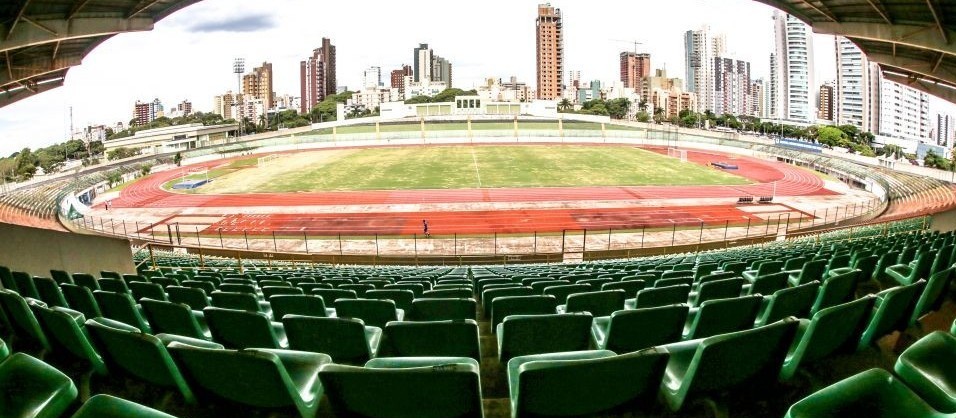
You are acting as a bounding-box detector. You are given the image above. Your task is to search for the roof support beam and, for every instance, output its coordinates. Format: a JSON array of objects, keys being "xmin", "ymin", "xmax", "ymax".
[
  {"xmin": 865, "ymin": 0, "xmax": 892, "ymax": 24},
  {"xmin": 67, "ymin": 0, "xmax": 94, "ymax": 21},
  {"xmin": 883, "ymin": 71, "xmax": 956, "ymax": 104},
  {"xmin": 20, "ymin": 16, "xmax": 58, "ymax": 37},
  {"xmin": 0, "ymin": 53, "xmax": 81, "ymax": 87},
  {"xmin": 0, "ymin": 76, "xmax": 63, "ymax": 108},
  {"xmin": 814, "ymin": 22, "xmax": 956, "ymax": 56},
  {"xmin": 5, "ymin": 0, "xmax": 32, "ymax": 41},
  {"xmin": 794, "ymin": 0, "xmax": 838, "ymax": 22},
  {"xmin": 925, "ymin": 0, "xmax": 948, "ymax": 45},
  {"xmin": 0, "ymin": 17, "xmax": 154, "ymax": 53},
  {"xmin": 127, "ymin": 0, "xmax": 163, "ymax": 19},
  {"xmin": 867, "ymin": 52, "xmax": 956, "ymax": 86}
]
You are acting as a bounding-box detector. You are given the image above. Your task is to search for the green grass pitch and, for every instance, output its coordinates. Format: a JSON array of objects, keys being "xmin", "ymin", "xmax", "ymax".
[{"xmin": 183, "ymin": 145, "xmax": 751, "ymax": 193}]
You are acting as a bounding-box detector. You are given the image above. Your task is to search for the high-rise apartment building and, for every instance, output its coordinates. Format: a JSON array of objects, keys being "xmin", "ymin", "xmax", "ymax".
[
  {"xmin": 877, "ymin": 76, "xmax": 930, "ymax": 141},
  {"xmin": 412, "ymin": 44, "xmax": 453, "ymax": 87},
  {"xmin": 536, "ymin": 3, "xmax": 563, "ymax": 99},
  {"xmin": 772, "ymin": 11, "xmax": 815, "ymax": 123},
  {"xmin": 684, "ymin": 25, "xmax": 726, "ymax": 113},
  {"xmin": 391, "ymin": 65, "xmax": 413, "ymax": 92},
  {"xmin": 937, "ymin": 114, "xmax": 955, "ymax": 149},
  {"xmin": 431, "ymin": 56, "xmax": 452, "ymax": 87},
  {"xmin": 835, "ymin": 36, "xmax": 878, "ymax": 131},
  {"xmin": 768, "ymin": 53, "xmax": 779, "ymax": 118},
  {"xmin": 213, "ymin": 92, "xmax": 236, "ymax": 120},
  {"xmin": 242, "ymin": 62, "xmax": 274, "ymax": 111},
  {"xmin": 752, "ymin": 79, "xmax": 766, "ymax": 118},
  {"xmin": 620, "ymin": 52, "xmax": 651, "ymax": 90},
  {"xmin": 177, "ymin": 100, "xmax": 192, "ymax": 116},
  {"xmin": 818, "ymin": 82, "xmax": 834, "ymax": 121},
  {"xmin": 714, "ymin": 57, "xmax": 751, "ymax": 116},
  {"xmin": 132, "ymin": 98, "xmax": 162, "ymax": 126},
  {"xmin": 299, "ymin": 38, "xmax": 336, "ymax": 114},
  {"xmin": 363, "ymin": 66, "xmax": 382, "ymax": 89}
]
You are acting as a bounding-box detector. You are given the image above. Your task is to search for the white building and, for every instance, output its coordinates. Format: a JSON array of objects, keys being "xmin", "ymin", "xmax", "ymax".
[
  {"xmin": 768, "ymin": 53, "xmax": 779, "ymax": 118},
  {"xmin": 877, "ymin": 76, "xmax": 930, "ymax": 142},
  {"xmin": 476, "ymin": 77, "xmax": 533, "ymax": 103},
  {"xmin": 240, "ymin": 96, "xmax": 266, "ymax": 124},
  {"xmin": 380, "ymin": 97, "xmax": 560, "ymax": 119},
  {"xmin": 363, "ymin": 66, "xmax": 382, "ymax": 89},
  {"xmin": 684, "ymin": 25, "xmax": 726, "ymax": 113},
  {"xmin": 773, "ymin": 11, "xmax": 815, "ymax": 124},
  {"xmin": 835, "ymin": 36, "xmax": 878, "ymax": 131},
  {"xmin": 349, "ymin": 88, "xmax": 391, "ymax": 110},
  {"xmin": 274, "ymin": 94, "xmax": 300, "ymax": 112},
  {"xmin": 937, "ymin": 113, "xmax": 955, "ymax": 149},
  {"xmin": 713, "ymin": 57, "xmax": 751, "ymax": 116},
  {"xmin": 104, "ymin": 123, "xmax": 237, "ymax": 154},
  {"xmin": 404, "ymin": 79, "xmax": 448, "ymax": 100},
  {"xmin": 213, "ymin": 92, "xmax": 237, "ymax": 120}
]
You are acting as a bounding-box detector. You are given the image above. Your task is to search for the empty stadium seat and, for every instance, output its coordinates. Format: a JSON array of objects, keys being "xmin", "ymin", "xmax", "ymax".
[
  {"xmin": 591, "ymin": 304, "xmax": 689, "ymax": 353},
  {"xmin": 204, "ymin": 307, "xmax": 287, "ymax": 349},
  {"xmin": 379, "ymin": 320, "xmax": 481, "ymax": 360},
  {"xmin": 140, "ymin": 298, "xmax": 210, "ymax": 340},
  {"xmin": 166, "ymin": 286, "xmax": 209, "ymax": 310},
  {"xmin": 558, "ymin": 289, "xmax": 625, "ymax": 317},
  {"xmin": 269, "ymin": 294, "xmax": 330, "ymax": 320},
  {"xmin": 364, "ymin": 289, "xmax": 415, "ymax": 311},
  {"xmin": 858, "ymin": 280, "xmax": 925, "ymax": 348},
  {"xmin": 61, "ymin": 284, "xmax": 102, "ymax": 319},
  {"xmin": 71, "ymin": 394, "xmax": 177, "ymax": 418},
  {"xmin": 785, "ymin": 368, "xmax": 946, "ymax": 418},
  {"xmin": 779, "ymin": 295, "xmax": 876, "ymax": 380},
  {"xmin": 491, "ymin": 295, "xmax": 558, "ymax": 332},
  {"xmin": 809, "ymin": 269, "xmax": 860, "ymax": 315},
  {"xmin": 627, "ymin": 284, "xmax": 691, "ymax": 309},
  {"xmin": 406, "ymin": 298, "xmax": 477, "ymax": 321},
  {"xmin": 282, "ymin": 315, "xmax": 380, "ymax": 365},
  {"xmin": 754, "ymin": 281, "xmax": 820, "ymax": 326},
  {"xmin": 334, "ymin": 299, "xmax": 403, "ymax": 328},
  {"xmin": 497, "ymin": 313, "xmax": 593, "ymax": 362},
  {"xmin": 0, "ymin": 289, "xmax": 51, "ymax": 352},
  {"xmin": 684, "ymin": 295, "xmax": 762, "ymax": 340},
  {"xmin": 93, "ymin": 290, "xmax": 151, "ymax": 333},
  {"xmin": 0, "ymin": 353, "xmax": 77, "ymax": 418},
  {"xmin": 894, "ymin": 331, "xmax": 956, "ymax": 413}
]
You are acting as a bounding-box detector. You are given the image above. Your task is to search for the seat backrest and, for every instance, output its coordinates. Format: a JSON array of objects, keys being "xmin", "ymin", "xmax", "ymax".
[
  {"xmin": 721, "ymin": 261, "xmax": 746, "ymax": 276},
  {"xmin": 150, "ymin": 277, "xmax": 179, "ymax": 289},
  {"xmin": 381, "ymin": 320, "xmax": 480, "ymax": 360},
  {"xmin": 789, "ymin": 295, "xmax": 876, "ymax": 369},
  {"xmin": 84, "ymin": 317, "xmax": 194, "ymax": 400},
  {"xmin": 686, "ymin": 295, "xmax": 763, "ymax": 340},
  {"xmin": 634, "ymin": 284, "xmax": 691, "ymax": 309},
  {"xmin": 364, "ymin": 289, "xmax": 415, "ymax": 311},
  {"xmin": 0, "ymin": 352, "xmax": 77, "ymax": 418},
  {"xmin": 758, "ymin": 281, "xmax": 820, "ymax": 325},
  {"xmin": 93, "ymin": 290, "xmax": 151, "ymax": 333},
  {"xmin": 270, "ymin": 294, "xmax": 328, "ymax": 320},
  {"xmin": 261, "ymin": 286, "xmax": 303, "ymax": 299},
  {"xmin": 0, "ymin": 265, "xmax": 16, "ymax": 292},
  {"xmin": 0, "ymin": 290, "xmax": 49, "ymax": 349},
  {"xmin": 210, "ymin": 291, "xmax": 260, "ymax": 312},
  {"xmin": 911, "ymin": 266, "xmax": 955, "ymax": 322},
  {"xmin": 852, "ymin": 255, "xmax": 880, "ymax": 282},
  {"xmin": 312, "ymin": 289, "xmax": 358, "ymax": 305},
  {"xmin": 180, "ymin": 280, "xmax": 216, "ymax": 295},
  {"xmin": 655, "ymin": 277, "xmax": 694, "ymax": 288},
  {"xmin": 319, "ymin": 358, "xmax": 482, "ymax": 418},
  {"xmin": 564, "ymin": 290, "xmax": 626, "ymax": 317},
  {"xmin": 140, "ymin": 298, "xmax": 207, "ymax": 340},
  {"xmin": 680, "ymin": 317, "xmax": 799, "ymax": 394},
  {"xmin": 694, "ymin": 278, "xmax": 745, "ymax": 306},
  {"xmin": 129, "ymin": 282, "xmax": 167, "ymax": 302},
  {"xmin": 334, "ymin": 299, "xmax": 399, "ymax": 328},
  {"xmin": 11, "ymin": 271, "xmax": 40, "ymax": 299},
  {"xmin": 782, "ymin": 257, "xmax": 806, "ymax": 272},
  {"xmin": 203, "ymin": 307, "xmax": 280, "ymax": 349},
  {"xmin": 793, "ymin": 260, "xmax": 827, "ymax": 285},
  {"xmin": 531, "ymin": 280, "xmax": 571, "ymax": 294},
  {"xmin": 482, "ymin": 286, "xmax": 534, "ymax": 316},
  {"xmin": 601, "ymin": 280, "xmax": 646, "ymax": 295},
  {"xmin": 339, "ymin": 284, "xmax": 374, "ymax": 297},
  {"xmin": 382, "ymin": 283, "xmax": 424, "ymax": 297},
  {"xmin": 32, "ymin": 305, "xmax": 105, "ymax": 373},
  {"xmin": 61, "ymin": 284, "xmax": 101, "ymax": 319},
  {"xmin": 408, "ymin": 298, "xmax": 477, "ymax": 321},
  {"xmin": 97, "ymin": 278, "xmax": 130, "ymax": 295},
  {"xmin": 421, "ymin": 288, "xmax": 472, "ymax": 299},
  {"xmin": 513, "ymin": 348, "xmax": 669, "ymax": 417},
  {"xmin": 49, "ymin": 270, "xmax": 73, "ymax": 285},
  {"xmin": 755, "ymin": 260, "xmax": 784, "ymax": 276},
  {"xmin": 282, "ymin": 315, "xmax": 373, "ymax": 365},
  {"xmin": 749, "ymin": 271, "xmax": 789, "ymax": 296},
  {"xmin": 811, "ymin": 269, "xmax": 861, "ymax": 315},
  {"xmin": 860, "ymin": 280, "xmax": 925, "ymax": 347},
  {"xmin": 542, "ymin": 284, "xmax": 591, "ymax": 305},
  {"xmin": 605, "ymin": 304, "xmax": 689, "ymax": 353},
  {"xmin": 33, "ymin": 276, "xmax": 68, "ymax": 308},
  {"xmin": 498, "ymin": 313, "xmax": 594, "ymax": 361},
  {"xmin": 166, "ymin": 286, "xmax": 208, "ymax": 310},
  {"xmin": 491, "ymin": 295, "xmax": 558, "ymax": 331}
]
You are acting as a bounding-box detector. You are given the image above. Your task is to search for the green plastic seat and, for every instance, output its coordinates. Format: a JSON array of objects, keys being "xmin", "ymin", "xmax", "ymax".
[
  {"xmin": 61, "ymin": 284, "xmax": 102, "ymax": 319},
  {"xmin": 364, "ymin": 289, "xmax": 415, "ymax": 311},
  {"xmin": 785, "ymin": 368, "xmax": 949, "ymax": 418},
  {"xmin": 592, "ymin": 304, "xmax": 689, "ymax": 353},
  {"xmin": 168, "ymin": 342, "xmax": 330, "ymax": 418},
  {"xmin": 311, "ymin": 289, "xmax": 357, "ymax": 306},
  {"xmin": 627, "ymin": 284, "xmax": 691, "ymax": 309},
  {"xmin": 421, "ymin": 288, "xmax": 472, "ymax": 299},
  {"xmin": 809, "ymin": 269, "xmax": 860, "ymax": 315},
  {"xmin": 380, "ymin": 320, "xmax": 480, "ymax": 360},
  {"xmin": 383, "ymin": 283, "xmax": 425, "ymax": 297},
  {"xmin": 742, "ymin": 260, "xmax": 784, "ymax": 282},
  {"xmin": 282, "ymin": 315, "xmax": 380, "ymax": 365},
  {"xmin": 497, "ymin": 313, "xmax": 593, "ymax": 362},
  {"xmin": 660, "ymin": 317, "xmax": 799, "ymax": 411},
  {"xmin": 166, "ymin": 286, "xmax": 208, "ymax": 311},
  {"xmin": 129, "ymin": 282, "xmax": 167, "ymax": 302},
  {"xmin": 747, "ymin": 271, "xmax": 789, "ymax": 296},
  {"xmin": 859, "ymin": 280, "xmax": 926, "ymax": 348},
  {"xmin": 270, "ymin": 294, "xmax": 329, "ymax": 320},
  {"xmin": 100, "ymin": 271, "xmax": 122, "ymax": 281},
  {"xmin": 787, "ymin": 259, "xmax": 827, "ymax": 287},
  {"xmin": 508, "ymin": 348, "xmax": 667, "ymax": 418},
  {"xmin": 530, "ymin": 280, "xmax": 570, "ymax": 295},
  {"xmin": 141, "ymin": 298, "xmax": 210, "ymax": 340},
  {"xmin": 11, "ymin": 271, "xmax": 40, "ymax": 299},
  {"xmin": 320, "ymin": 356, "xmax": 482, "ymax": 418},
  {"xmin": 204, "ymin": 307, "xmax": 287, "ymax": 349},
  {"xmin": 558, "ymin": 290, "xmax": 625, "ymax": 317},
  {"xmin": 911, "ymin": 266, "xmax": 956, "ymax": 325},
  {"xmin": 32, "ymin": 305, "xmax": 106, "ymax": 376},
  {"xmin": 0, "ymin": 353, "xmax": 78, "ymax": 418},
  {"xmin": 0, "ymin": 338, "xmax": 7, "ymax": 361},
  {"xmin": 97, "ymin": 278, "xmax": 130, "ymax": 295},
  {"xmin": 93, "ymin": 290, "xmax": 151, "ymax": 333},
  {"xmin": 720, "ymin": 261, "xmax": 746, "ymax": 276},
  {"xmin": 886, "ymin": 251, "xmax": 934, "ymax": 286},
  {"xmin": 0, "ymin": 265, "xmax": 16, "ymax": 292},
  {"xmin": 210, "ymin": 290, "xmax": 261, "ymax": 313},
  {"xmin": 601, "ymin": 280, "xmax": 646, "ymax": 295},
  {"xmin": 491, "ymin": 295, "xmax": 558, "ymax": 333},
  {"xmin": 33, "ymin": 277, "xmax": 69, "ymax": 308},
  {"xmin": 779, "ymin": 295, "xmax": 876, "ymax": 380},
  {"xmin": 755, "ymin": 281, "xmax": 820, "ymax": 326},
  {"xmin": 334, "ymin": 299, "xmax": 403, "ymax": 328},
  {"xmin": 85, "ymin": 317, "xmax": 220, "ymax": 404},
  {"xmin": 872, "ymin": 251, "xmax": 901, "ymax": 281},
  {"xmin": 541, "ymin": 284, "xmax": 590, "ymax": 305},
  {"xmin": 180, "ymin": 280, "xmax": 215, "ymax": 295},
  {"xmin": 655, "ymin": 277, "xmax": 694, "ymax": 288},
  {"xmin": 894, "ymin": 331, "xmax": 956, "ymax": 413},
  {"xmin": 71, "ymin": 394, "xmax": 177, "ymax": 418},
  {"xmin": 0, "ymin": 289, "xmax": 51, "ymax": 351},
  {"xmin": 262, "ymin": 286, "xmax": 304, "ymax": 299},
  {"xmin": 407, "ymin": 298, "xmax": 477, "ymax": 321},
  {"xmin": 482, "ymin": 286, "xmax": 533, "ymax": 317},
  {"xmin": 149, "ymin": 277, "xmax": 180, "ymax": 289},
  {"xmin": 692, "ymin": 278, "xmax": 745, "ymax": 306},
  {"xmin": 684, "ymin": 295, "xmax": 763, "ymax": 340}
]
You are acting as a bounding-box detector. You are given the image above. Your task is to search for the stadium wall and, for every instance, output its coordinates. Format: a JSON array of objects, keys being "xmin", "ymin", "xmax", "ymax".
[{"xmin": 0, "ymin": 223, "xmax": 135, "ymax": 277}]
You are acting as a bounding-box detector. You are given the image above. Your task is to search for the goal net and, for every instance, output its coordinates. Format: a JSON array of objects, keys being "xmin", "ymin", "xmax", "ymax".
[
  {"xmin": 186, "ymin": 168, "xmax": 209, "ymax": 182},
  {"xmin": 667, "ymin": 148, "xmax": 688, "ymax": 162},
  {"xmin": 257, "ymin": 154, "xmax": 280, "ymax": 167}
]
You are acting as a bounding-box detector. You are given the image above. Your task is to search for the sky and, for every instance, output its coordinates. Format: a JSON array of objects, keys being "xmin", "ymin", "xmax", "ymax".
[{"xmin": 0, "ymin": 0, "xmax": 949, "ymax": 156}]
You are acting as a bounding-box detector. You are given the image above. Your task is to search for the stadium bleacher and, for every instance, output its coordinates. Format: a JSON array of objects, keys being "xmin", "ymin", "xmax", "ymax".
[{"xmin": 0, "ymin": 217, "xmax": 954, "ymax": 417}]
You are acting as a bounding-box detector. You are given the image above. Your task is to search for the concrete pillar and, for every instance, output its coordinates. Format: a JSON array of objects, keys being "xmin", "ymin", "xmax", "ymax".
[{"xmin": 375, "ymin": 122, "xmax": 380, "ymax": 140}]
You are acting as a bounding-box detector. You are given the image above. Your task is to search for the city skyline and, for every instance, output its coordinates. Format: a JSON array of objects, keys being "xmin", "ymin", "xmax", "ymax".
[{"xmin": 0, "ymin": 0, "xmax": 950, "ymax": 157}]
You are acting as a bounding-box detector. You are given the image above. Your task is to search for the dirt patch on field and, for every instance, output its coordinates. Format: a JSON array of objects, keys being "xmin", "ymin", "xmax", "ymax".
[{"xmin": 196, "ymin": 149, "xmax": 357, "ymax": 194}]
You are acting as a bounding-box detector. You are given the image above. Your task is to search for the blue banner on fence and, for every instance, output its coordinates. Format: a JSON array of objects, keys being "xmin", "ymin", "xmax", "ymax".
[{"xmin": 776, "ymin": 138, "xmax": 824, "ymax": 153}]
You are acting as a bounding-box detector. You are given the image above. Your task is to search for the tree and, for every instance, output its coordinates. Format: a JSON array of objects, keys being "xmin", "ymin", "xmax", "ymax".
[
  {"xmin": 557, "ymin": 98, "xmax": 572, "ymax": 112},
  {"xmin": 923, "ymin": 150, "xmax": 952, "ymax": 170},
  {"xmin": 140, "ymin": 164, "xmax": 152, "ymax": 177},
  {"xmin": 106, "ymin": 172, "xmax": 123, "ymax": 188},
  {"xmin": 605, "ymin": 98, "xmax": 631, "ymax": 119},
  {"xmin": 14, "ymin": 148, "xmax": 37, "ymax": 180},
  {"xmin": 816, "ymin": 126, "xmax": 850, "ymax": 148},
  {"xmin": 432, "ymin": 88, "xmax": 473, "ymax": 102},
  {"xmin": 173, "ymin": 152, "xmax": 182, "ymax": 167},
  {"xmin": 638, "ymin": 99, "xmax": 648, "ymax": 113},
  {"xmin": 882, "ymin": 144, "xmax": 905, "ymax": 160},
  {"xmin": 404, "ymin": 95, "xmax": 432, "ymax": 104},
  {"xmin": 652, "ymin": 107, "xmax": 665, "ymax": 123},
  {"xmin": 636, "ymin": 112, "xmax": 650, "ymax": 123},
  {"xmin": 107, "ymin": 147, "xmax": 140, "ymax": 161}
]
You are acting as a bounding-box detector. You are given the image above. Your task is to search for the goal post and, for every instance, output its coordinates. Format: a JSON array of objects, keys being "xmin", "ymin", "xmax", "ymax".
[
  {"xmin": 186, "ymin": 168, "xmax": 209, "ymax": 182},
  {"xmin": 667, "ymin": 148, "xmax": 688, "ymax": 163},
  {"xmin": 257, "ymin": 154, "xmax": 280, "ymax": 167}
]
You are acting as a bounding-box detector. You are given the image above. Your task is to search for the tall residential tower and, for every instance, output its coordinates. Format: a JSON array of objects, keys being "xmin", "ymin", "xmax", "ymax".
[
  {"xmin": 299, "ymin": 37, "xmax": 336, "ymax": 114},
  {"xmin": 684, "ymin": 26, "xmax": 726, "ymax": 113},
  {"xmin": 772, "ymin": 11, "xmax": 815, "ymax": 123},
  {"xmin": 536, "ymin": 3, "xmax": 564, "ymax": 99}
]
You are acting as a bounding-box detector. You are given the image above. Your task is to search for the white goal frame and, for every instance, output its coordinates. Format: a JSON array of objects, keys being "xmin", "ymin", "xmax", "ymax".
[
  {"xmin": 667, "ymin": 148, "xmax": 688, "ymax": 162},
  {"xmin": 257, "ymin": 154, "xmax": 280, "ymax": 167}
]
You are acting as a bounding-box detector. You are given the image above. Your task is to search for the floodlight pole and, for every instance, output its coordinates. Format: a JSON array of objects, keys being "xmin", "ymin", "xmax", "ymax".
[{"xmin": 233, "ymin": 58, "xmax": 246, "ymax": 137}]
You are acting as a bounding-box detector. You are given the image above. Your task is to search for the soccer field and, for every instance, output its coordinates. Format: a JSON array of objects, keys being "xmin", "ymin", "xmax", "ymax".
[{"xmin": 179, "ymin": 145, "xmax": 751, "ymax": 193}]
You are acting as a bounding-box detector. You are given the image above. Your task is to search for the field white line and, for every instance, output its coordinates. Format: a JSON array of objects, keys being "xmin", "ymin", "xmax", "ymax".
[{"xmin": 471, "ymin": 148, "xmax": 482, "ymax": 188}]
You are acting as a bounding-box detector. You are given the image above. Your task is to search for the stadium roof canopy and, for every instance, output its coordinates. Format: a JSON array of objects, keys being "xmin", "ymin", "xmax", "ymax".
[
  {"xmin": 0, "ymin": 0, "xmax": 199, "ymax": 108},
  {"xmin": 757, "ymin": 0, "xmax": 956, "ymax": 103}
]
